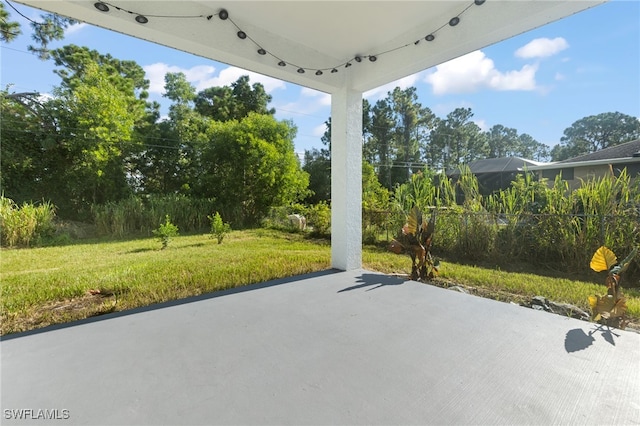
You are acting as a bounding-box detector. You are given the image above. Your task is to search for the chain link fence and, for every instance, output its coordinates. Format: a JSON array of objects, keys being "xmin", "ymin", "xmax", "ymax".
[{"xmin": 363, "ymin": 207, "xmax": 640, "ymax": 279}]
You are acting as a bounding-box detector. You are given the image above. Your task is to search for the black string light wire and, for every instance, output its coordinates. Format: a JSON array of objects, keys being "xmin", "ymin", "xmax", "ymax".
[{"xmin": 92, "ymin": 0, "xmax": 487, "ymax": 77}]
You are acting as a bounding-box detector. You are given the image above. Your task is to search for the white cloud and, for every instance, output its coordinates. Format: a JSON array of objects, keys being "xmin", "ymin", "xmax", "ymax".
[
  {"xmin": 554, "ymin": 72, "xmax": 566, "ymax": 81},
  {"xmin": 275, "ymin": 87, "xmax": 330, "ymax": 119},
  {"xmin": 37, "ymin": 93, "xmax": 54, "ymax": 103},
  {"xmin": 515, "ymin": 37, "xmax": 569, "ymax": 59},
  {"xmin": 312, "ymin": 123, "xmax": 328, "ymax": 137},
  {"xmin": 198, "ymin": 67, "xmax": 286, "ymax": 93},
  {"xmin": 301, "ymin": 87, "xmax": 331, "ymax": 106},
  {"xmin": 142, "ymin": 63, "xmax": 286, "ymax": 95},
  {"xmin": 364, "ymin": 72, "xmax": 423, "ymax": 100},
  {"xmin": 424, "ymin": 50, "xmax": 538, "ymax": 95},
  {"xmin": 65, "ymin": 22, "xmax": 87, "ymax": 36},
  {"xmin": 473, "ymin": 119, "xmax": 488, "ymax": 132},
  {"xmin": 431, "ymin": 100, "xmax": 474, "ymax": 117}
]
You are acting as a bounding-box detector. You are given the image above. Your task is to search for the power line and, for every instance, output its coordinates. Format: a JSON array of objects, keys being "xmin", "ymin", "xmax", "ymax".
[{"xmin": 3, "ymin": 0, "xmax": 39, "ymax": 25}]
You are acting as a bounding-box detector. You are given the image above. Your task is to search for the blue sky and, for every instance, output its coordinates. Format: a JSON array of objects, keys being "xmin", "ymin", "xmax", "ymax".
[{"xmin": 2, "ymin": 0, "xmax": 639, "ymax": 159}]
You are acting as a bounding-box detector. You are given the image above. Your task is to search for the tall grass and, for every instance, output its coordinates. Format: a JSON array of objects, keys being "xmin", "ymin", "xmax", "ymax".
[
  {"xmin": 92, "ymin": 195, "xmax": 218, "ymax": 236},
  {"xmin": 376, "ymin": 167, "xmax": 640, "ymax": 278},
  {"xmin": 0, "ymin": 196, "xmax": 56, "ymax": 247}
]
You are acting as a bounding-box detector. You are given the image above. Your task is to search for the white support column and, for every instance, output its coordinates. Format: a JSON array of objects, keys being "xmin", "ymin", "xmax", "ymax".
[{"xmin": 331, "ymin": 85, "xmax": 362, "ymax": 270}]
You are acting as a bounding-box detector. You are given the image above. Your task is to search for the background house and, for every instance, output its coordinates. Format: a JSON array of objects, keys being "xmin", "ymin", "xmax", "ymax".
[
  {"xmin": 530, "ymin": 139, "xmax": 640, "ymax": 189},
  {"xmin": 447, "ymin": 157, "xmax": 546, "ymax": 195}
]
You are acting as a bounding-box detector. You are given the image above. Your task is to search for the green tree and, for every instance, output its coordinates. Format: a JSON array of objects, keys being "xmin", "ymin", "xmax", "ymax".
[
  {"xmin": 163, "ymin": 72, "xmax": 196, "ymax": 106},
  {"xmin": 194, "ymin": 75, "xmax": 275, "ymax": 121},
  {"xmin": 197, "ymin": 113, "xmax": 309, "ymax": 225},
  {"xmin": 390, "ymin": 87, "xmax": 418, "ymax": 178},
  {"xmin": 0, "ymin": 2, "xmax": 76, "ymax": 59},
  {"xmin": 428, "ymin": 108, "xmax": 486, "ymax": 172},
  {"xmin": 551, "ymin": 112, "xmax": 640, "ymax": 161},
  {"xmin": 486, "ymin": 124, "xmax": 518, "ymax": 158},
  {"xmin": 388, "ymin": 87, "xmax": 434, "ymax": 185},
  {"xmin": 51, "ymin": 45, "xmax": 150, "ymax": 99},
  {"xmin": 367, "ymin": 98, "xmax": 396, "ymax": 190},
  {"xmin": 0, "ymin": 90, "xmax": 53, "ymax": 204},
  {"xmin": 302, "ymin": 148, "xmax": 331, "ymax": 204},
  {"xmin": 30, "ymin": 46, "xmax": 153, "ymax": 216},
  {"xmin": 517, "ymin": 133, "xmax": 550, "ymax": 162},
  {"xmin": 53, "ymin": 62, "xmax": 145, "ymax": 208},
  {"xmin": 0, "ymin": 2, "xmax": 21, "ymax": 42},
  {"xmin": 362, "ymin": 160, "xmax": 390, "ymax": 211}
]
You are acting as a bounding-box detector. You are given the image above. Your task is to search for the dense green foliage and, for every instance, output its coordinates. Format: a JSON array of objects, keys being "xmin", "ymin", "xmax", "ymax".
[
  {"xmin": 310, "ymin": 90, "xmax": 558, "ymax": 193},
  {"xmin": 551, "ymin": 112, "xmax": 640, "ymax": 161},
  {"xmin": 0, "ymin": 196, "xmax": 56, "ymax": 247},
  {"xmin": 309, "ymin": 89, "xmax": 637, "ymax": 194},
  {"xmin": 91, "ymin": 195, "xmax": 217, "ymax": 237},
  {"xmin": 376, "ymin": 168, "xmax": 640, "ymax": 277},
  {"xmin": 1, "ymin": 47, "xmax": 307, "ymax": 226}
]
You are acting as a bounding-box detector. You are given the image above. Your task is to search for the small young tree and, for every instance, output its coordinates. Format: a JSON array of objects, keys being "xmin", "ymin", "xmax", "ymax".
[
  {"xmin": 209, "ymin": 212, "xmax": 231, "ymax": 244},
  {"xmin": 152, "ymin": 215, "xmax": 179, "ymax": 249}
]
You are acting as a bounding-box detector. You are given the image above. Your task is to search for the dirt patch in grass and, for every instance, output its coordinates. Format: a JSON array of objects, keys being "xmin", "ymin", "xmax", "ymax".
[
  {"xmin": 1, "ymin": 290, "xmax": 117, "ymax": 335},
  {"xmin": 4, "ymin": 270, "xmax": 637, "ymax": 336}
]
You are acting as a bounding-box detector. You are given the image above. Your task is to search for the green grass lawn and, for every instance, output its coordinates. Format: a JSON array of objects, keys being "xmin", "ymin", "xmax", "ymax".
[
  {"xmin": 1, "ymin": 229, "xmax": 331, "ymax": 334},
  {"xmin": 2, "ymin": 229, "xmax": 639, "ymax": 335}
]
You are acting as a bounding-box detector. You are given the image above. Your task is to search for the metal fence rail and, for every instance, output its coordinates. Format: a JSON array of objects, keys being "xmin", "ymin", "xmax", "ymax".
[{"xmin": 363, "ymin": 208, "xmax": 640, "ymax": 276}]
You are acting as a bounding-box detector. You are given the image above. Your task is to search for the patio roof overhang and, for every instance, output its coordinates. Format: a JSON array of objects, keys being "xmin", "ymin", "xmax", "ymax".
[
  {"xmin": 14, "ymin": 1, "xmax": 604, "ymax": 94},
  {"xmin": 14, "ymin": 0, "xmax": 606, "ymax": 270}
]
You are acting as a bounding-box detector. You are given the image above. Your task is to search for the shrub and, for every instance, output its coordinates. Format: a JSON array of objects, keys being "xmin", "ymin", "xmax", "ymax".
[
  {"xmin": 209, "ymin": 212, "xmax": 231, "ymax": 244},
  {"xmin": 152, "ymin": 215, "xmax": 179, "ymax": 249},
  {"xmin": 306, "ymin": 202, "xmax": 331, "ymax": 237}
]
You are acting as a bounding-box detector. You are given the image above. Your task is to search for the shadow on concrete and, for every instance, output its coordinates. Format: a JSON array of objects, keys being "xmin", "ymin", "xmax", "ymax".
[
  {"xmin": 564, "ymin": 328, "xmax": 595, "ymax": 352},
  {"xmin": 0, "ymin": 269, "xmax": 340, "ymax": 342},
  {"xmin": 564, "ymin": 325, "xmax": 621, "ymax": 353},
  {"xmin": 337, "ymin": 273, "xmax": 406, "ymax": 293}
]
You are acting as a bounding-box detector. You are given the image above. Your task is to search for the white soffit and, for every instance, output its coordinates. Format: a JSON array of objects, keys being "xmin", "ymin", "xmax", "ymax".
[{"xmin": 15, "ymin": 1, "xmax": 606, "ymax": 93}]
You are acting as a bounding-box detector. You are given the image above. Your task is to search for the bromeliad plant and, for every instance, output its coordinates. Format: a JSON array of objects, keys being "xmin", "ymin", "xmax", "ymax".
[{"xmin": 588, "ymin": 246, "xmax": 638, "ymax": 329}]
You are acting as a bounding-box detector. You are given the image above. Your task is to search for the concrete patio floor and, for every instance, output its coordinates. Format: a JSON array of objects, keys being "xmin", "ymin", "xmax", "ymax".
[{"xmin": 2, "ymin": 269, "xmax": 639, "ymax": 425}]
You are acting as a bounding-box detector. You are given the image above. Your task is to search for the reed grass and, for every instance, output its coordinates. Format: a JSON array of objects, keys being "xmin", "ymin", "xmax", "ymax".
[
  {"xmin": 0, "ymin": 197, "xmax": 56, "ymax": 247},
  {"xmin": 376, "ymin": 167, "xmax": 640, "ymax": 275},
  {"xmin": 92, "ymin": 195, "xmax": 218, "ymax": 236}
]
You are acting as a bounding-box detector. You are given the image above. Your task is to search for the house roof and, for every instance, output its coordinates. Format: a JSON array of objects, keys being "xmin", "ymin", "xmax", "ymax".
[
  {"xmin": 14, "ymin": 0, "xmax": 605, "ymax": 94},
  {"xmin": 559, "ymin": 139, "xmax": 640, "ymax": 163},
  {"xmin": 448, "ymin": 156, "xmax": 546, "ymax": 176},
  {"xmin": 530, "ymin": 139, "xmax": 640, "ymax": 171}
]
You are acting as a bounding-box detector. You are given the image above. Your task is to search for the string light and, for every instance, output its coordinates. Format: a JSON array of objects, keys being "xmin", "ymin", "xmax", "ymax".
[
  {"xmin": 94, "ymin": 2, "xmax": 109, "ymax": 12},
  {"xmin": 91, "ymin": 0, "xmax": 487, "ymax": 76}
]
